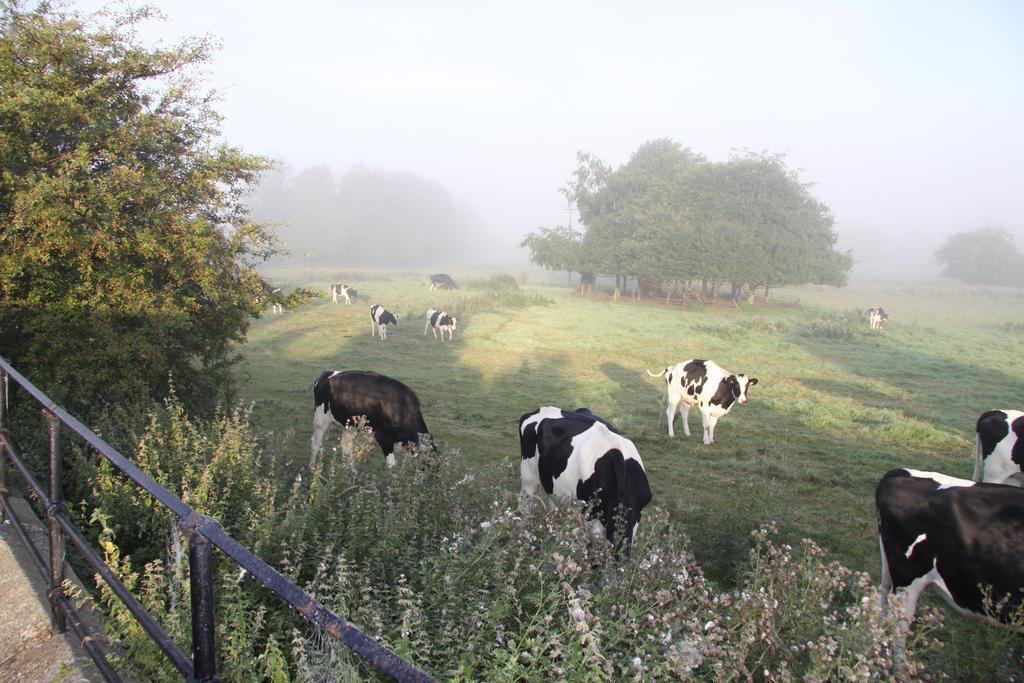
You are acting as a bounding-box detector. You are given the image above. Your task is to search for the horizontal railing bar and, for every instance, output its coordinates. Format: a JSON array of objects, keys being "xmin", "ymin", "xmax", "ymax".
[
  {"xmin": 0, "ymin": 436, "xmax": 49, "ymax": 506},
  {"xmin": 0, "ymin": 493, "xmax": 50, "ymax": 581},
  {"xmin": 194, "ymin": 517, "xmax": 434, "ymax": 683},
  {"xmin": 54, "ymin": 592, "xmax": 123, "ymax": 682},
  {"xmin": 0, "ymin": 358, "xmax": 191, "ymax": 518},
  {"xmin": 54, "ymin": 508, "xmax": 195, "ymax": 677},
  {"xmin": 0, "ymin": 355, "xmax": 435, "ymax": 681},
  {"xmin": 0, "ymin": 494, "xmax": 122, "ymax": 682},
  {"xmin": 0, "ymin": 433, "xmax": 194, "ymax": 677}
]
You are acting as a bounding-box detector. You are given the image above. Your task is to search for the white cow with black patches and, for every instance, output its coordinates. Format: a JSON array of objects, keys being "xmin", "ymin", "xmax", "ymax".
[
  {"xmin": 370, "ymin": 304, "xmax": 398, "ymax": 341},
  {"xmin": 876, "ymin": 468, "xmax": 1024, "ymax": 629},
  {"xmin": 974, "ymin": 409, "xmax": 1024, "ymax": 486},
  {"xmin": 424, "ymin": 308, "xmax": 457, "ymax": 341},
  {"xmin": 519, "ymin": 406, "xmax": 652, "ymax": 548},
  {"xmin": 647, "ymin": 359, "xmax": 758, "ymax": 444}
]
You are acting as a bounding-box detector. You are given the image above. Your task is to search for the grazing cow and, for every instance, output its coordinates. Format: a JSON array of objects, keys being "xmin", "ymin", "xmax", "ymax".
[
  {"xmin": 519, "ymin": 406, "xmax": 652, "ymax": 547},
  {"xmin": 869, "ymin": 306, "xmax": 888, "ymax": 330},
  {"xmin": 370, "ymin": 304, "xmax": 399, "ymax": 341},
  {"xmin": 428, "ymin": 273, "xmax": 458, "ymax": 291},
  {"xmin": 424, "ymin": 308, "xmax": 457, "ymax": 341},
  {"xmin": 876, "ymin": 468, "xmax": 1024, "ymax": 628},
  {"xmin": 331, "ymin": 283, "xmax": 356, "ymax": 304},
  {"xmin": 647, "ymin": 359, "xmax": 758, "ymax": 444},
  {"xmin": 974, "ymin": 410, "xmax": 1024, "ymax": 486},
  {"xmin": 258, "ymin": 280, "xmax": 284, "ymax": 314},
  {"xmin": 310, "ymin": 370, "xmax": 430, "ymax": 469}
]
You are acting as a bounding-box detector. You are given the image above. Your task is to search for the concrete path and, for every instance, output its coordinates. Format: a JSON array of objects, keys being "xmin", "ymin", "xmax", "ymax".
[{"xmin": 1, "ymin": 496, "xmax": 107, "ymax": 682}]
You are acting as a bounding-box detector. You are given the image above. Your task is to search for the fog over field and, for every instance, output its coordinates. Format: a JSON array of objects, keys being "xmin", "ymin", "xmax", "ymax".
[{"xmin": 77, "ymin": 1, "xmax": 1022, "ymax": 277}]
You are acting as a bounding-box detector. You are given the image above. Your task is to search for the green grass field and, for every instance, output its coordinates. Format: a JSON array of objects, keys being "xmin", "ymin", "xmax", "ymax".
[{"xmin": 237, "ymin": 271, "xmax": 1024, "ymax": 675}]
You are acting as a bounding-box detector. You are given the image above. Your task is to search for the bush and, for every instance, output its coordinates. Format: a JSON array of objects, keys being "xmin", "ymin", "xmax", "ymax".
[{"xmin": 79, "ymin": 398, "xmax": 944, "ymax": 681}]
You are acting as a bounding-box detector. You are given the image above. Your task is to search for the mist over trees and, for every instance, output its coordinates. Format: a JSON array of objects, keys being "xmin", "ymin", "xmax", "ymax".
[
  {"xmin": 935, "ymin": 227, "xmax": 1024, "ymax": 286},
  {"xmin": 248, "ymin": 165, "xmax": 485, "ymax": 266},
  {"xmin": 522, "ymin": 140, "xmax": 852, "ymax": 302}
]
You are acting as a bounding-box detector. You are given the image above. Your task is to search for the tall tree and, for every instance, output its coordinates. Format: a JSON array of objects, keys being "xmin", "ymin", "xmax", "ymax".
[
  {"xmin": 935, "ymin": 227, "xmax": 1024, "ymax": 286},
  {"xmin": 0, "ymin": 2, "xmax": 276, "ymax": 414},
  {"xmin": 543, "ymin": 142, "xmax": 850, "ymax": 302}
]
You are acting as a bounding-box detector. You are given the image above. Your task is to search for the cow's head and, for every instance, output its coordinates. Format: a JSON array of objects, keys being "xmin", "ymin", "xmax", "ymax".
[{"xmin": 733, "ymin": 374, "xmax": 758, "ymax": 404}]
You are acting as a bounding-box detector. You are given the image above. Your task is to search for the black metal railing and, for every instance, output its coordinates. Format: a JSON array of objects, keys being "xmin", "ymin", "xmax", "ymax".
[{"xmin": 0, "ymin": 355, "xmax": 434, "ymax": 682}]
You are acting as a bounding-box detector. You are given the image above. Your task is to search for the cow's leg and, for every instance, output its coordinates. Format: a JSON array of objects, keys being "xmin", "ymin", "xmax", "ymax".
[
  {"xmin": 520, "ymin": 457, "xmax": 541, "ymax": 497},
  {"xmin": 339, "ymin": 426, "xmax": 356, "ymax": 459},
  {"xmin": 665, "ymin": 395, "xmax": 680, "ymax": 437},
  {"xmin": 376, "ymin": 435, "xmax": 397, "ymax": 468},
  {"xmin": 380, "ymin": 325, "xmax": 386, "ymax": 341},
  {"xmin": 878, "ymin": 536, "xmax": 893, "ymax": 610},
  {"xmin": 701, "ymin": 409, "xmax": 717, "ymax": 444},
  {"xmin": 679, "ymin": 403, "xmax": 691, "ymax": 437},
  {"xmin": 332, "ymin": 290, "xmax": 338, "ymax": 303},
  {"xmin": 310, "ymin": 407, "xmax": 335, "ymax": 468},
  {"xmin": 371, "ymin": 319, "xmax": 376, "ymax": 336}
]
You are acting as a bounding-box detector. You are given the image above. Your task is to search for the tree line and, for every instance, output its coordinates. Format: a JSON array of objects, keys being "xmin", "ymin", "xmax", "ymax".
[{"xmin": 522, "ymin": 140, "xmax": 853, "ymax": 303}]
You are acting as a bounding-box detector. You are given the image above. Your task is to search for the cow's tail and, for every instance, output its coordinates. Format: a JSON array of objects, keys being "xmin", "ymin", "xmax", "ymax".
[
  {"xmin": 972, "ymin": 431, "xmax": 984, "ymax": 482},
  {"xmin": 646, "ymin": 368, "xmax": 667, "ymax": 378}
]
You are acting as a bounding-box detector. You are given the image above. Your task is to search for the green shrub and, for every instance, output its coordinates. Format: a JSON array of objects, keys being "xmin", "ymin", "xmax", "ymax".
[{"xmin": 80, "ymin": 397, "xmax": 943, "ymax": 681}]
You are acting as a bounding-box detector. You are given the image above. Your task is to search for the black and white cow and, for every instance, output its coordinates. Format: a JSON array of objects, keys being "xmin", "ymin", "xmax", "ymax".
[
  {"xmin": 310, "ymin": 370, "xmax": 430, "ymax": 469},
  {"xmin": 331, "ymin": 283, "xmax": 356, "ymax": 304},
  {"xmin": 876, "ymin": 468, "xmax": 1024, "ymax": 628},
  {"xmin": 974, "ymin": 409, "xmax": 1024, "ymax": 486},
  {"xmin": 868, "ymin": 306, "xmax": 888, "ymax": 330},
  {"xmin": 519, "ymin": 406, "xmax": 652, "ymax": 547},
  {"xmin": 257, "ymin": 280, "xmax": 284, "ymax": 314},
  {"xmin": 647, "ymin": 359, "xmax": 758, "ymax": 444},
  {"xmin": 428, "ymin": 273, "xmax": 458, "ymax": 291},
  {"xmin": 424, "ymin": 308, "xmax": 457, "ymax": 341},
  {"xmin": 370, "ymin": 304, "xmax": 398, "ymax": 341}
]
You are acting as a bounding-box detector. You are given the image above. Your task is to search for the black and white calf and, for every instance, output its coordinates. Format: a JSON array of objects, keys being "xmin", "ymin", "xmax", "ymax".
[
  {"xmin": 428, "ymin": 273, "xmax": 457, "ymax": 291},
  {"xmin": 424, "ymin": 308, "xmax": 457, "ymax": 341},
  {"xmin": 519, "ymin": 406, "xmax": 652, "ymax": 546},
  {"xmin": 876, "ymin": 468, "xmax": 1024, "ymax": 627},
  {"xmin": 310, "ymin": 370, "xmax": 430, "ymax": 468},
  {"xmin": 868, "ymin": 306, "xmax": 888, "ymax": 330},
  {"xmin": 370, "ymin": 304, "xmax": 399, "ymax": 341},
  {"xmin": 647, "ymin": 359, "xmax": 758, "ymax": 444},
  {"xmin": 331, "ymin": 283, "xmax": 356, "ymax": 304},
  {"xmin": 974, "ymin": 409, "xmax": 1024, "ymax": 486}
]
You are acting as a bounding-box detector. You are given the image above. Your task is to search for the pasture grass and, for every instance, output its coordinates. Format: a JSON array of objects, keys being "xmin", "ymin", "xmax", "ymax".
[{"xmin": 237, "ymin": 271, "xmax": 1024, "ymax": 676}]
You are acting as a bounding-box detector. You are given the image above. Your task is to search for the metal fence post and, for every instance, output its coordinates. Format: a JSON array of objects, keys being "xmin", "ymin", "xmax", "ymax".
[
  {"xmin": 45, "ymin": 408, "xmax": 67, "ymax": 633},
  {"xmin": 1, "ymin": 370, "xmax": 7, "ymax": 523},
  {"xmin": 187, "ymin": 525, "xmax": 219, "ymax": 682}
]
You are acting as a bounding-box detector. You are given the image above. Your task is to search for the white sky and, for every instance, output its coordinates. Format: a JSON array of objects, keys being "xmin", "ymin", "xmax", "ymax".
[{"xmin": 76, "ymin": 0, "xmax": 1023, "ymax": 269}]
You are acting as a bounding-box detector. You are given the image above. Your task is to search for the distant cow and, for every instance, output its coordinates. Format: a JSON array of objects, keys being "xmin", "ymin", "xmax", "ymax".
[
  {"xmin": 869, "ymin": 306, "xmax": 888, "ymax": 330},
  {"xmin": 428, "ymin": 273, "xmax": 458, "ymax": 291},
  {"xmin": 974, "ymin": 410, "xmax": 1024, "ymax": 486},
  {"xmin": 519, "ymin": 406, "xmax": 652, "ymax": 547},
  {"xmin": 310, "ymin": 370, "xmax": 430, "ymax": 469},
  {"xmin": 424, "ymin": 308, "xmax": 457, "ymax": 341},
  {"xmin": 332, "ymin": 283, "xmax": 356, "ymax": 304},
  {"xmin": 370, "ymin": 304, "xmax": 399, "ymax": 341},
  {"xmin": 258, "ymin": 280, "xmax": 284, "ymax": 314},
  {"xmin": 647, "ymin": 359, "xmax": 758, "ymax": 444},
  {"xmin": 876, "ymin": 468, "xmax": 1024, "ymax": 628}
]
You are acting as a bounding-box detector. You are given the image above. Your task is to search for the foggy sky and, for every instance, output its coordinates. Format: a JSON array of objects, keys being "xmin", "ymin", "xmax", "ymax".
[{"xmin": 75, "ymin": 0, "xmax": 1023, "ymax": 277}]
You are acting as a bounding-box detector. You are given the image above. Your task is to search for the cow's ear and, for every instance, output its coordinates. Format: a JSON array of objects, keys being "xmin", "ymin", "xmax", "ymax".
[{"xmin": 748, "ymin": 378, "xmax": 758, "ymax": 386}]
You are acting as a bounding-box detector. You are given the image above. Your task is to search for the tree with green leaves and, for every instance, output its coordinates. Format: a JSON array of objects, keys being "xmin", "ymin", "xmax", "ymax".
[
  {"xmin": 0, "ymin": 2, "xmax": 277, "ymax": 414},
  {"xmin": 543, "ymin": 142, "xmax": 850, "ymax": 303},
  {"xmin": 935, "ymin": 227, "xmax": 1024, "ymax": 286}
]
